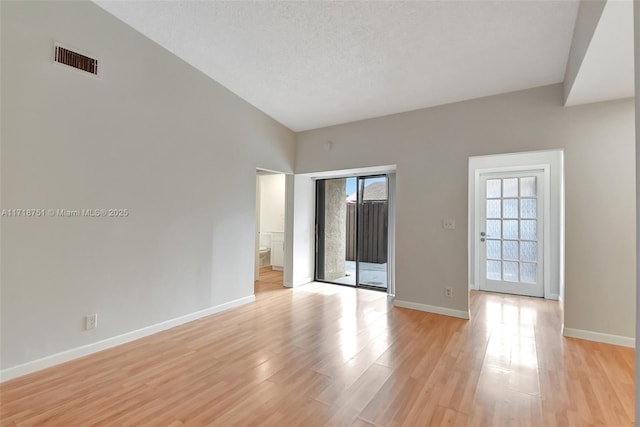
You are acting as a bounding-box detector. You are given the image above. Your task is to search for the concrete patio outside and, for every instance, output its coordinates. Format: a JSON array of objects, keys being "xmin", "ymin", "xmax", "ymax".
[{"xmin": 332, "ymin": 260, "xmax": 387, "ymax": 289}]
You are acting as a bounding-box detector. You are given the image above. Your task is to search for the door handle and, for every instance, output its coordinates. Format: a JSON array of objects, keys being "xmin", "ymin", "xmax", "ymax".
[
  {"xmin": 480, "ymin": 238, "xmax": 485, "ymax": 242},
  {"xmin": 480, "ymin": 232, "xmax": 486, "ymax": 236}
]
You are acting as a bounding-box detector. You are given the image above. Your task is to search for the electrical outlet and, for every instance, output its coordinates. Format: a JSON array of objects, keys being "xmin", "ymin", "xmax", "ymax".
[
  {"xmin": 443, "ymin": 219, "xmax": 455, "ymax": 230},
  {"xmin": 85, "ymin": 314, "xmax": 98, "ymax": 330},
  {"xmin": 444, "ymin": 287, "xmax": 453, "ymax": 298}
]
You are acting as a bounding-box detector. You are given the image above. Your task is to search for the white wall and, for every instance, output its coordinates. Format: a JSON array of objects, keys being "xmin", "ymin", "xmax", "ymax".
[
  {"xmin": 1, "ymin": 0, "xmax": 295, "ymax": 373},
  {"xmin": 285, "ymin": 175, "xmax": 315, "ymax": 288},
  {"xmin": 296, "ymin": 84, "xmax": 636, "ymax": 341},
  {"xmin": 259, "ymin": 174, "xmax": 285, "ymax": 235}
]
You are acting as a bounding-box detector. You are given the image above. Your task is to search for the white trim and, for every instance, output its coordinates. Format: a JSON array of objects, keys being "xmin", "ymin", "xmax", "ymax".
[
  {"xmin": 302, "ymin": 164, "xmax": 397, "ymax": 180},
  {"xmin": 394, "ymin": 299, "xmax": 470, "ymax": 320},
  {"xmin": 284, "ymin": 276, "xmax": 313, "ymax": 288},
  {"xmin": 543, "ymin": 166, "xmax": 552, "ymax": 299},
  {"xmin": 546, "ymin": 293, "xmax": 559, "ymax": 301},
  {"xmin": 563, "ymin": 327, "xmax": 635, "ymax": 348},
  {"xmin": 387, "ymin": 173, "xmax": 397, "ymax": 299},
  {"xmin": 0, "ymin": 295, "xmax": 255, "ymax": 382}
]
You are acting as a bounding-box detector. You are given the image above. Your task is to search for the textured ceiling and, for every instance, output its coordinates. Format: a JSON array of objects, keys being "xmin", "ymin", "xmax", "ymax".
[{"xmin": 94, "ymin": 1, "xmax": 580, "ymax": 132}]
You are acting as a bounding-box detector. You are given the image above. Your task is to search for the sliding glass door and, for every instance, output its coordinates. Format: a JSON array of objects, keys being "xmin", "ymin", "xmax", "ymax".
[
  {"xmin": 315, "ymin": 175, "xmax": 388, "ymax": 290},
  {"xmin": 356, "ymin": 176, "xmax": 388, "ymax": 289}
]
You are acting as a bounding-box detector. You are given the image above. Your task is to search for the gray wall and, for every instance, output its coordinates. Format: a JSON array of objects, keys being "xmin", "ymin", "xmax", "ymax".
[
  {"xmin": 1, "ymin": 0, "xmax": 295, "ymax": 370},
  {"xmin": 2, "ymin": 0, "xmax": 636, "ymax": 375},
  {"xmin": 564, "ymin": 0, "xmax": 606, "ymax": 103},
  {"xmin": 633, "ymin": 0, "xmax": 640, "ymax": 417},
  {"xmin": 296, "ymin": 84, "xmax": 636, "ymax": 340}
]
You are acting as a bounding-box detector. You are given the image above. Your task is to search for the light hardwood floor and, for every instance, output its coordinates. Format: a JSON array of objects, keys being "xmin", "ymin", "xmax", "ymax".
[{"xmin": 1, "ymin": 269, "xmax": 634, "ymax": 426}]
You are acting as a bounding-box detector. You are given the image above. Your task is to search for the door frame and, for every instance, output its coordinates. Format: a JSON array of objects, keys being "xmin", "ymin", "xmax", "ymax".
[
  {"xmin": 468, "ymin": 150, "xmax": 564, "ymax": 303},
  {"xmin": 314, "ymin": 174, "xmax": 390, "ymax": 291},
  {"xmin": 355, "ymin": 174, "xmax": 389, "ymax": 291},
  {"xmin": 255, "ymin": 168, "xmax": 288, "ymax": 285}
]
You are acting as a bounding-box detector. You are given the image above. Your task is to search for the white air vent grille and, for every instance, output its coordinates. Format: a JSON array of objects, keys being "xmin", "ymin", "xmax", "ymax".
[{"xmin": 54, "ymin": 43, "xmax": 99, "ymax": 76}]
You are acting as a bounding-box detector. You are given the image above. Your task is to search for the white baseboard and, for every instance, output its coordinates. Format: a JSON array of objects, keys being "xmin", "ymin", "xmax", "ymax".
[
  {"xmin": 563, "ymin": 327, "xmax": 635, "ymax": 348},
  {"xmin": 394, "ymin": 299, "xmax": 470, "ymax": 320},
  {"xmin": 472, "ymin": 286, "xmax": 558, "ymax": 301},
  {"xmin": 284, "ymin": 277, "xmax": 313, "ymax": 288},
  {"xmin": 0, "ymin": 295, "xmax": 255, "ymax": 382}
]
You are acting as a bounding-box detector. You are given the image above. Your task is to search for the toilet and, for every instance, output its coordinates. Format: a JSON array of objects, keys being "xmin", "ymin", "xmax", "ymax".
[
  {"xmin": 259, "ymin": 246, "xmax": 271, "ymax": 267},
  {"xmin": 258, "ymin": 233, "xmax": 272, "ymax": 267}
]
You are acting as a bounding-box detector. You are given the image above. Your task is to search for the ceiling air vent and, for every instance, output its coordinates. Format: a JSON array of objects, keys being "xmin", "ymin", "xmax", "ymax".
[{"xmin": 54, "ymin": 43, "xmax": 99, "ymax": 77}]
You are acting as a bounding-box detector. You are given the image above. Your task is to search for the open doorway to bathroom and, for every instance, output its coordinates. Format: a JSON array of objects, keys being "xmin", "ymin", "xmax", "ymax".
[{"xmin": 255, "ymin": 170, "xmax": 286, "ymax": 292}]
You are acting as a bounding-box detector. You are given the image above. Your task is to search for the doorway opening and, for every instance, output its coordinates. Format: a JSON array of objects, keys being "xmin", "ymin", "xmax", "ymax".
[
  {"xmin": 255, "ymin": 267, "xmax": 284, "ymax": 294},
  {"xmin": 468, "ymin": 150, "xmax": 564, "ymax": 318},
  {"xmin": 315, "ymin": 175, "xmax": 389, "ymax": 291},
  {"xmin": 255, "ymin": 169, "xmax": 286, "ymax": 292}
]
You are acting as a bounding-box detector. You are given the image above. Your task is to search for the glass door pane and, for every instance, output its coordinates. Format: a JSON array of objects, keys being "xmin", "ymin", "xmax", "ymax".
[
  {"xmin": 315, "ymin": 175, "xmax": 389, "ymax": 292},
  {"xmin": 356, "ymin": 176, "xmax": 388, "ymax": 290},
  {"xmin": 480, "ymin": 172, "xmax": 543, "ymax": 297},
  {"xmin": 315, "ymin": 177, "xmax": 356, "ymax": 285}
]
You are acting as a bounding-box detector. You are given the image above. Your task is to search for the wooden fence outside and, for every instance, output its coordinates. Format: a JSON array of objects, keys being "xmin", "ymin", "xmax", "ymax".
[{"xmin": 346, "ymin": 202, "xmax": 388, "ymax": 263}]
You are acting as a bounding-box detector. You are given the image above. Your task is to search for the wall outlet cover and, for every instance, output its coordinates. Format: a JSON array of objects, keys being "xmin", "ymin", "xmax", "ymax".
[{"xmin": 85, "ymin": 314, "xmax": 98, "ymax": 330}]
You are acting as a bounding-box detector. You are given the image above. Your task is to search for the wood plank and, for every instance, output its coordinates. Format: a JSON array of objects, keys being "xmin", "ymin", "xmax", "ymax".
[{"xmin": 0, "ymin": 285, "xmax": 634, "ymax": 426}]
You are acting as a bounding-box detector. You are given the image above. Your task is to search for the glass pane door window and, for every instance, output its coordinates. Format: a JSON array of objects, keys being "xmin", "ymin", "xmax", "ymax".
[
  {"xmin": 356, "ymin": 176, "xmax": 388, "ymax": 290},
  {"xmin": 315, "ymin": 178, "xmax": 355, "ymax": 286},
  {"xmin": 315, "ymin": 175, "xmax": 388, "ymax": 291},
  {"xmin": 480, "ymin": 172, "xmax": 543, "ymax": 297}
]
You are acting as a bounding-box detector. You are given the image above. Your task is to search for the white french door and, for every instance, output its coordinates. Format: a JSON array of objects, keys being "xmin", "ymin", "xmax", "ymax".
[{"xmin": 479, "ymin": 171, "xmax": 544, "ymax": 297}]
